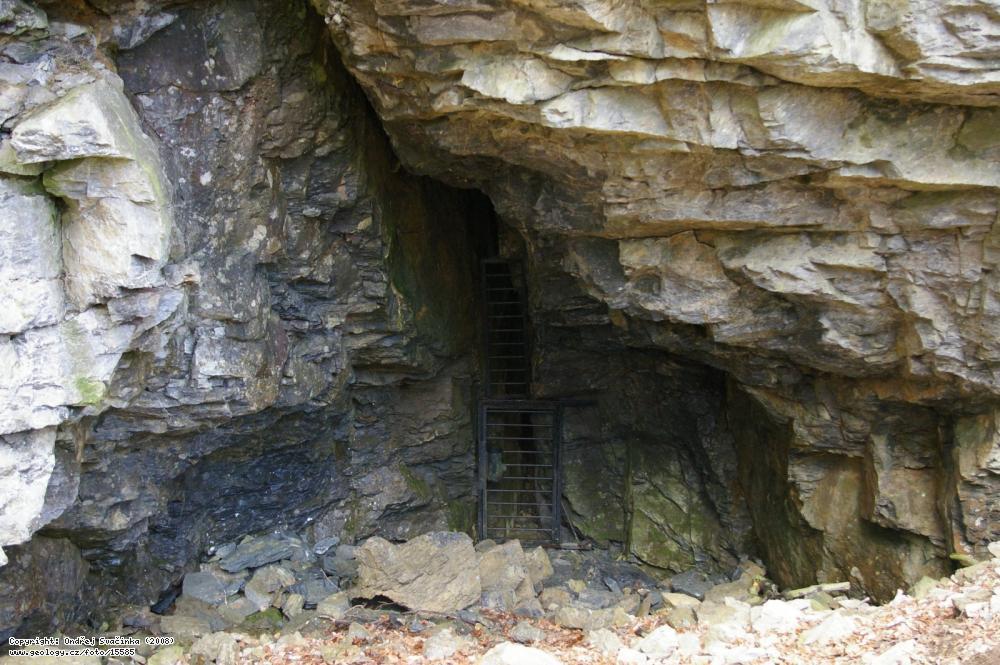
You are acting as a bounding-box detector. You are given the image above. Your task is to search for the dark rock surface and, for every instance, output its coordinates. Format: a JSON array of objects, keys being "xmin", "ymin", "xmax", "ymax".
[{"xmin": 0, "ymin": 0, "xmax": 486, "ymax": 636}]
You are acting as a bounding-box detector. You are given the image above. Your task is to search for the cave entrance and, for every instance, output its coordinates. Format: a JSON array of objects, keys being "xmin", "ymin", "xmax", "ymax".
[{"xmin": 476, "ymin": 259, "xmax": 563, "ymax": 543}]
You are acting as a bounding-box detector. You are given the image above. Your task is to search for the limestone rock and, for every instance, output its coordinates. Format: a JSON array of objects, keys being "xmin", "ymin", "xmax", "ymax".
[
  {"xmin": 160, "ymin": 614, "xmax": 212, "ymax": 641},
  {"xmin": 183, "ymin": 570, "xmax": 243, "ymax": 607},
  {"xmin": 190, "ymin": 632, "xmax": 239, "ymax": 665},
  {"xmin": 539, "ymin": 587, "xmax": 572, "ymax": 609},
  {"xmin": 2, "ymin": 0, "xmax": 999, "ymax": 640},
  {"xmin": 750, "ymin": 599, "xmax": 810, "ymax": 634},
  {"xmin": 424, "ymin": 628, "xmax": 471, "ymax": 660},
  {"xmin": 0, "ymin": 0, "xmax": 47, "ymax": 36},
  {"xmin": 316, "ymin": 591, "xmax": 351, "ymax": 620},
  {"xmin": 669, "ymin": 570, "xmax": 712, "ymax": 601},
  {"xmin": 218, "ymin": 535, "xmax": 299, "ymax": 573},
  {"xmin": 615, "ymin": 648, "xmax": 648, "ymax": 665},
  {"xmin": 146, "ymin": 646, "xmax": 186, "ymax": 665},
  {"xmin": 662, "ymin": 593, "xmax": 701, "ymax": 609},
  {"xmin": 664, "ymin": 605, "xmax": 697, "ymax": 630},
  {"xmin": 636, "ymin": 625, "xmax": 679, "ymax": 658},
  {"xmin": 217, "ymin": 596, "xmax": 257, "ymax": 625},
  {"xmin": 480, "ymin": 642, "xmax": 563, "ymax": 665},
  {"xmin": 313, "ymin": 537, "xmax": 340, "ymax": 555},
  {"xmin": 289, "ymin": 573, "xmax": 338, "ymax": 605},
  {"xmin": 478, "ymin": 540, "xmax": 535, "ymax": 611},
  {"xmin": 249, "ymin": 564, "xmax": 296, "ymax": 593},
  {"xmin": 801, "ymin": 612, "xmax": 859, "ymax": 646},
  {"xmin": 321, "ymin": 0, "xmax": 1000, "ymax": 603},
  {"xmin": 281, "ymin": 593, "xmax": 305, "ymax": 619},
  {"xmin": 355, "ymin": 532, "xmax": 480, "ymax": 613},
  {"xmin": 586, "ymin": 628, "xmax": 623, "ymax": 657},
  {"xmin": 0, "ymin": 0, "xmax": 483, "ymax": 637},
  {"xmin": 526, "ymin": 547, "xmax": 554, "ymax": 587},
  {"xmin": 511, "ymin": 621, "xmax": 545, "ymax": 644},
  {"xmin": 0, "ymin": 429, "xmax": 57, "ymax": 549},
  {"xmin": 552, "ymin": 605, "xmax": 631, "ymax": 631},
  {"xmin": 0, "ymin": 178, "xmax": 61, "ymax": 336}
]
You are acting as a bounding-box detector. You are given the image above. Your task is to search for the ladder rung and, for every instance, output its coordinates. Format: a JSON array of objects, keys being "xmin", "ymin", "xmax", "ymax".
[
  {"xmin": 486, "ymin": 439, "xmax": 554, "ymax": 444},
  {"xmin": 487, "ymin": 423, "xmax": 553, "ymax": 428},
  {"xmin": 493, "ymin": 477, "xmax": 553, "ymax": 482},
  {"xmin": 487, "ymin": 501, "xmax": 553, "ymax": 506}
]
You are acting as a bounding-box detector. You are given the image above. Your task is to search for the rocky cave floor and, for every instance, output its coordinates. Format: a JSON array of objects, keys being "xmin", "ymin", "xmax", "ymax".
[{"xmin": 6, "ymin": 533, "xmax": 999, "ymax": 665}]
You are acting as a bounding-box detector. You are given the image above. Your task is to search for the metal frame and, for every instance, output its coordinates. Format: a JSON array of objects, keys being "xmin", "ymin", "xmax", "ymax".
[
  {"xmin": 481, "ymin": 259, "xmax": 530, "ymax": 398},
  {"xmin": 477, "ymin": 400, "xmax": 563, "ymax": 543},
  {"xmin": 476, "ymin": 259, "xmax": 566, "ymax": 544}
]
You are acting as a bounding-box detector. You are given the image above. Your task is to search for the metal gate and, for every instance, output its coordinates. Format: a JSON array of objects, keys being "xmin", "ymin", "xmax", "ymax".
[{"xmin": 477, "ymin": 399, "xmax": 562, "ymax": 543}]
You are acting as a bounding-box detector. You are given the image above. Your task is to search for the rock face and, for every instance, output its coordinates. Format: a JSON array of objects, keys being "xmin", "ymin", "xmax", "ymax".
[
  {"xmin": 0, "ymin": 0, "xmax": 485, "ymax": 638},
  {"xmin": 318, "ymin": 0, "xmax": 1000, "ymax": 599},
  {"xmin": 0, "ymin": 0, "xmax": 998, "ymax": 638},
  {"xmin": 355, "ymin": 531, "xmax": 481, "ymax": 612}
]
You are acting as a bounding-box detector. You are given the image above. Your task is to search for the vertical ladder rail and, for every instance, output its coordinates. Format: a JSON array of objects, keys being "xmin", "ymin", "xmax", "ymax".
[{"xmin": 477, "ymin": 260, "xmax": 562, "ymax": 544}]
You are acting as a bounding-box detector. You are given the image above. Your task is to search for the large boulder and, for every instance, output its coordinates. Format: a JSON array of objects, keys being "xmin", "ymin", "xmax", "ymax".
[
  {"xmin": 355, "ymin": 532, "xmax": 481, "ymax": 613},
  {"xmin": 477, "ymin": 540, "xmax": 536, "ymax": 611}
]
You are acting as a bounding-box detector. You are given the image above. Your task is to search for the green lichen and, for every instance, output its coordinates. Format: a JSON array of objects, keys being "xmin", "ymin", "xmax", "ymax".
[
  {"xmin": 310, "ymin": 60, "xmax": 328, "ymax": 85},
  {"xmin": 956, "ymin": 109, "xmax": 1000, "ymax": 152},
  {"xmin": 342, "ymin": 499, "xmax": 364, "ymax": 540},
  {"xmin": 61, "ymin": 318, "xmax": 107, "ymax": 409},
  {"xmin": 562, "ymin": 443, "xmax": 627, "ymax": 545},
  {"xmin": 73, "ymin": 377, "xmax": 106, "ymax": 407},
  {"xmin": 446, "ymin": 500, "xmax": 476, "ymax": 536},
  {"xmin": 399, "ymin": 464, "xmax": 433, "ymax": 502},
  {"xmin": 239, "ymin": 607, "xmax": 284, "ymax": 634}
]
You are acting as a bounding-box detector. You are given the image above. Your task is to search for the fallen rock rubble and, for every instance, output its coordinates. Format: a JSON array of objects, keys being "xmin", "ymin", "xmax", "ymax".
[{"xmin": 5, "ymin": 531, "xmax": 997, "ymax": 664}]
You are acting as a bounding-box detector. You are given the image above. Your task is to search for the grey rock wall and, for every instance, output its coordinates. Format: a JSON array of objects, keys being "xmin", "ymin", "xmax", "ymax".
[
  {"xmin": 318, "ymin": 0, "xmax": 1000, "ymax": 599},
  {"xmin": 0, "ymin": 0, "xmax": 485, "ymax": 637},
  {"xmin": 0, "ymin": 0, "xmax": 997, "ymax": 635}
]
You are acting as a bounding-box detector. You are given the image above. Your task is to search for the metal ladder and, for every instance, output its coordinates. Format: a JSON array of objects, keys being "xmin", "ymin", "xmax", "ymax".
[
  {"xmin": 481, "ymin": 259, "xmax": 530, "ymax": 397},
  {"xmin": 477, "ymin": 259, "xmax": 562, "ymax": 543}
]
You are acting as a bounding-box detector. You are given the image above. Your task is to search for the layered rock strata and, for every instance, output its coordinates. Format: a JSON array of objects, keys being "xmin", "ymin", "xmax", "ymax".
[
  {"xmin": 1, "ymin": 0, "xmax": 484, "ymax": 638},
  {"xmin": 316, "ymin": 0, "xmax": 1000, "ymax": 598},
  {"xmin": 0, "ymin": 0, "xmax": 997, "ymax": 638}
]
